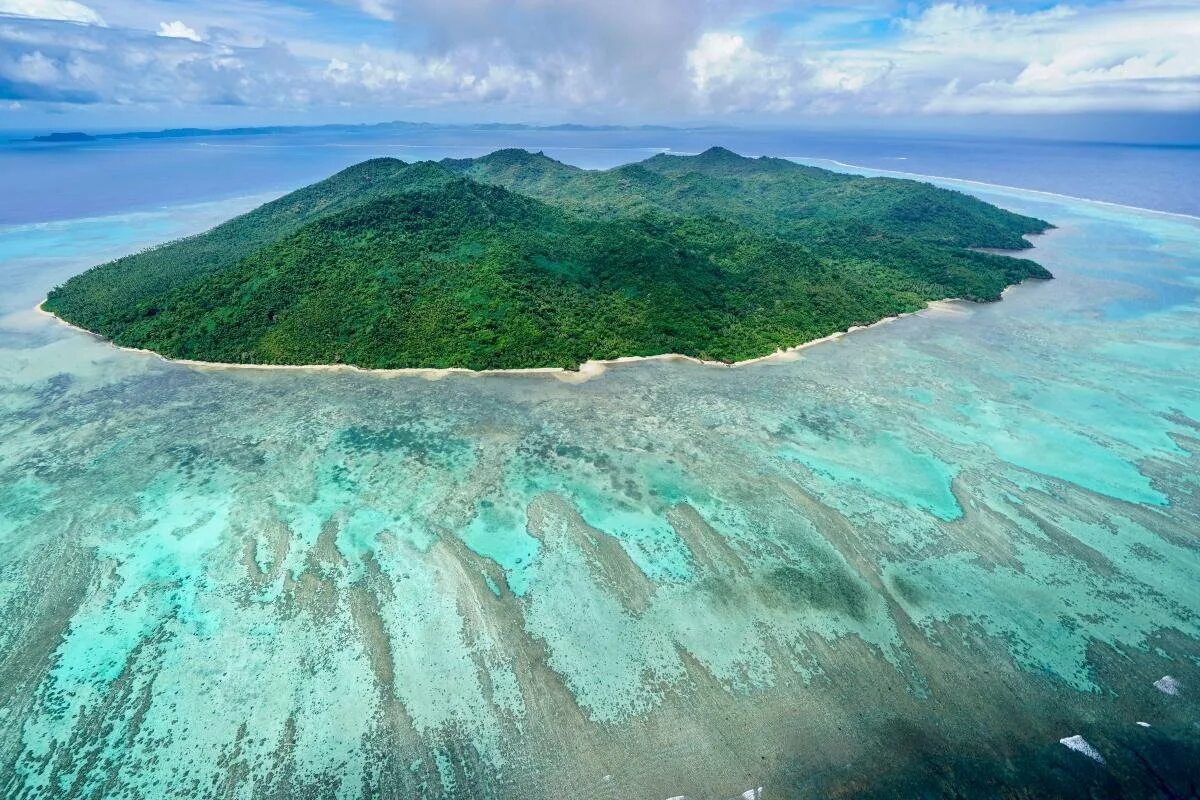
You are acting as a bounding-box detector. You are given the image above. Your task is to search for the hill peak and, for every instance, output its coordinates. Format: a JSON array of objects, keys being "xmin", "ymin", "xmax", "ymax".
[
  {"xmin": 695, "ymin": 145, "xmax": 746, "ymax": 160},
  {"xmin": 476, "ymin": 148, "xmax": 566, "ymax": 168},
  {"xmin": 639, "ymin": 146, "xmax": 754, "ymax": 171}
]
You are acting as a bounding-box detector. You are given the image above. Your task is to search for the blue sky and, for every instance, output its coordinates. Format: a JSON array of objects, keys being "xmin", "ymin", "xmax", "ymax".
[{"xmin": 0, "ymin": 0, "xmax": 1197, "ymax": 134}]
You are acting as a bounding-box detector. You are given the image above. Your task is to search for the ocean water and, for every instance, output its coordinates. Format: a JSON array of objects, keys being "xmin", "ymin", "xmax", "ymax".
[
  {"xmin": 1, "ymin": 135, "xmax": 1199, "ymax": 798},
  {"xmin": 2, "ymin": 126, "xmax": 1198, "ymax": 225}
]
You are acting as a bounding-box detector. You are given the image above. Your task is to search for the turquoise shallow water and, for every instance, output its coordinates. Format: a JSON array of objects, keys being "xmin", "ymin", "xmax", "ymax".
[{"xmin": 0, "ymin": 168, "xmax": 1198, "ymax": 798}]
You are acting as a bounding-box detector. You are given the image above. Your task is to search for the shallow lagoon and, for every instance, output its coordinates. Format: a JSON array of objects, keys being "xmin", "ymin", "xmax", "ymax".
[{"xmin": 1, "ymin": 162, "xmax": 1198, "ymax": 798}]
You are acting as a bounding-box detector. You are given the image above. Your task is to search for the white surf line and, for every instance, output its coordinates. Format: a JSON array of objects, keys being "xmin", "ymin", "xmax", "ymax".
[
  {"xmin": 787, "ymin": 156, "xmax": 1200, "ymax": 223},
  {"xmin": 0, "ymin": 193, "xmax": 280, "ymax": 236}
]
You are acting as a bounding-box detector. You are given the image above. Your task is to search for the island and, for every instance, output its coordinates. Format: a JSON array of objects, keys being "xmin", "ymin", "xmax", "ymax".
[
  {"xmin": 42, "ymin": 147, "xmax": 1053, "ymax": 371},
  {"xmin": 29, "ymin": 132, "xmax": 97, "ymax": 143},
  {"xmin": 19, "ymin": 121, "xmax": 701, "ymax": 145}
]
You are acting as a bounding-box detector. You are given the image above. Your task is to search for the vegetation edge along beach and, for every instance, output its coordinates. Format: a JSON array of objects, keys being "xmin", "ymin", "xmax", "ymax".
[
  {"xmin": 37, "ymin": 296, "xmax": 981, "ymax": 381},
  {"xmin": 43, "ymin": 147, "xmax": 1053, "ymax": 372}
]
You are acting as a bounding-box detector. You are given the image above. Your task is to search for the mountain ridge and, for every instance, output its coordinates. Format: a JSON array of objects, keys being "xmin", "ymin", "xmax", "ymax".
[{"xmin": 43, "ymin": 147, "xmax": 1053, "ymax": 371}]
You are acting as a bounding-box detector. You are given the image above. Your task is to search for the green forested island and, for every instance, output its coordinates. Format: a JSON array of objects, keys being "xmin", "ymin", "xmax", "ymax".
[{"xmin": 43, "ymin": 147, "xmax": 1052, "ymax": 370}]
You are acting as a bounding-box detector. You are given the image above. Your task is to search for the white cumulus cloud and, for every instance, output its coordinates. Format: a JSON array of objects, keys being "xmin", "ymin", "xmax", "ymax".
[
  {"xmin": 683, "ymin": 0, "xmax": 1200, "ymax": 115},
  {"xmin": 156, "ymin": 20, "xmax": 201, "ymax": 42},
  {"xmin": 687, "ymin": 31, "xmax": 809, "ymax": 113},
  {"xmin": 906, "ymin": 0, "xmax": 1200, "ymax": 112},
  {"xmin": 0, "ymin": 0, "xmax": 1197, "ymax": 118},
  {"xmin": 0, "ymin": 0, "xmax": 103, "ymax": 26}
]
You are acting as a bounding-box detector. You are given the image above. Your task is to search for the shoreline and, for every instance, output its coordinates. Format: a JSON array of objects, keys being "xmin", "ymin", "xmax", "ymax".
[
  {"xmin": 787, "ymin": 156, "xmax": 1200, "ymax": 223},
  {"xmin": 35, "ymin": 296, "xmax": 979, "ymax": 383}
]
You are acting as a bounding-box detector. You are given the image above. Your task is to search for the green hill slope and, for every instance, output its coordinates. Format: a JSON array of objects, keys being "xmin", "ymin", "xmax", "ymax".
[
  {"xmin": 44, "ymin": 148, "xmax": 1052, "ymax": 371},
  {"xmin": 451, "ymin": 147, "xmax": 1045, "ymax": 250}
]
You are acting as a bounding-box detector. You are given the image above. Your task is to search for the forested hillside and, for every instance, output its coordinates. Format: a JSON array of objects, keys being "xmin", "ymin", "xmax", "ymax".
[{"xmin": 44, "ymin": 147, "xmax": 1052, "ymax": 370}]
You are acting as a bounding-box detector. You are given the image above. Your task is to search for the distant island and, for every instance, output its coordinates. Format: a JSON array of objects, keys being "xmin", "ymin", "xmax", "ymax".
[
  {"xmin": 28, "ymin": 132, "xmax": 97, "ymax": 143},
  {"xmin": 19, "ymin": 120, "xmax": 706, "ymax": 144},
  {"xmin": 42, "ymin": 147, "xmax": 1052, "ymax": 371}
]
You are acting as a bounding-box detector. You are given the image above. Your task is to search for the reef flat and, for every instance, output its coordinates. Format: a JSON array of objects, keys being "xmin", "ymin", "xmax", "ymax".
[{"xmin": 1, "ymin": 172, "xmax": 1197, "ymax": 798}]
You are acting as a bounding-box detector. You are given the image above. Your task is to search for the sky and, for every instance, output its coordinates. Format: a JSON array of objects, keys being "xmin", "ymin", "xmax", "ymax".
[{"xmin": 0, "ymin": 0, "xmax": 1197, "ymax": 138}]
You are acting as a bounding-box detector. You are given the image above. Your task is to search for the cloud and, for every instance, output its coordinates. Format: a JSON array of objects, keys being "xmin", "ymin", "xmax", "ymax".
[
  {"xmin": 681, "ymin": 0, "xmax": 1200, "ymax": 115},
  {"xmin": 0, "ymin": 0, "xmax": 1196, "ymax": 118},
  {"xmin": 156, "ymin": 20, "xmax": 201, "ymax": 42},
  {"xmin": 324, "ymin": 0, "xmax": 1200, "ymax": 116},
  {"xmin": 351, "ymin": 0, "xmax": 720, "ymax": 109},
  {"xmin": 0, "ymin": 0, "xmax": 104, "ymax": 26},
  {"xmin": 900, "ymin": 1, "xmax": 1200, "ymax": 113},
  {"xmin": 0, "ymin": 16, "xmax": 306, "ymax": 106},
  {"xmin": 687, "ymin": 32, "xmax": 809, "ymax": 113},
  {"xmin": 0, "ymin": 0, "xmax": 728, "ymax": 113}
]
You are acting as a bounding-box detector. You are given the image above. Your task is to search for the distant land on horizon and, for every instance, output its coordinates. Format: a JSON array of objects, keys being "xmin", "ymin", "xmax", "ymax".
[
  {"xmin": 18, "ymin": 121, "xmax": 720, "ymax": 144},
  {"xmin": 13, "ymin": 118, "xmax": 1200, "ymax": 149},
  {"xmin": 43, "ymin": 146, "xmax": 1052, "ymax": 371}
]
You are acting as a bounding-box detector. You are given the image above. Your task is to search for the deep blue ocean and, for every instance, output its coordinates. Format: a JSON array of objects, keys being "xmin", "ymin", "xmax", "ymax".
[{"xmin": 1, "ymin": 126, "xmax": 1197, "ymax": 225}]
